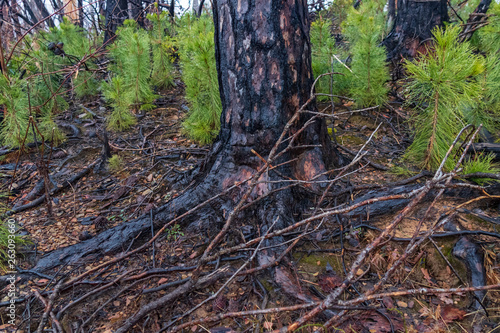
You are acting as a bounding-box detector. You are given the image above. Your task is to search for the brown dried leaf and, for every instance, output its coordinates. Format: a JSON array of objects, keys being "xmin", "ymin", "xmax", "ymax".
[{"xmin": 440, "ymin": 305, "xmax": 466, "ymax": 323}]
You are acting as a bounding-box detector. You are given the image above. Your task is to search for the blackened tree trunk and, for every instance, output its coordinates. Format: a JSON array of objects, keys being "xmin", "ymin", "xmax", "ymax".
[
  {"xmin": 31, "ymin": 0, "xmax": 341, "ymax": 303},
  {"xmin": 168, "ymin": 0, "xmax": 174, "ymax": 18},
  {"xmin": 78, "ymin": 0, "xmax": 84, "ymax": 27},
  {"xmin": 383, "ymin": 0, "xmax": 449, "ymax": 61},
  {"xmin": 103, "ymin": 0, "xmax": 128, "ymax": 45},
  {"xmin": 209, "ymin": 0, "xmax": 335, "ymax": 206}
]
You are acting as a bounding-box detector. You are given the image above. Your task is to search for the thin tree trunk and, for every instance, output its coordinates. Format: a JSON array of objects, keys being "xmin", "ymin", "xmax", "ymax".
[
  {"xmin": 103, "ymin": 0, "xmax": 128, "ymax": 45},
  {"xmin": 387, "ymin": 0, "xmax": 396, "ymax": 30},
  {"xmin": 33, "ymin": 0, "xmax": 55, "ymax": 27},
  {"xmin": 168, "ymin": 0, "xmax": 174, "ymax": 19},
  {"xmin": 78, "ymin": 0, "xmax": 84, "ymax": 26},
  {"xmin": 192, "ymin": 0, "xmax": 199, "ymax": 15}
]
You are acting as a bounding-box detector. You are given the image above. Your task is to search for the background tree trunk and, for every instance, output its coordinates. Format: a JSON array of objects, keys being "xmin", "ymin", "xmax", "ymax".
[
  {"xmin": 383, "ymin": 0, "xmax": 449, "ymax": 61},
  {"xmin": 103, "ymin": 0, "xmax": 128, "ymax": 45},
  {"xmin": 192, "ymin": 0, "xmax": 199, "ymax": 15},
  {"xmin": 459, "ymin": 0, "xmax": 492, "ymax": 42},
  {"xmin": 33, "ymin": 0, "xmax": 55, "ymax": 27},
  {"xmin": 387, "ymin": 0, "xmax": 396, "ymax": 30}
]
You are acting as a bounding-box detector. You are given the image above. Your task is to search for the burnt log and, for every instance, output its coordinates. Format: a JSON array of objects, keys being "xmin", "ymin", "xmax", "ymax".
[{"xmin": 467, "ymin": 143, "xmax": 500, "ymax": 161}]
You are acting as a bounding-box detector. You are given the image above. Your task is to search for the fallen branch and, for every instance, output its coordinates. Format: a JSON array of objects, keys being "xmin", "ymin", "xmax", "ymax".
[{"xmin": 7, "ymin": 158, "xmax": 101, "ymax": 215}]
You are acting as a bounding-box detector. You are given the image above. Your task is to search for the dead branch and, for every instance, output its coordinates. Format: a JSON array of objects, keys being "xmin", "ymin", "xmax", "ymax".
[{"xmin": 35, "ymin": 279, "xmax": 63, "ymax": 333}]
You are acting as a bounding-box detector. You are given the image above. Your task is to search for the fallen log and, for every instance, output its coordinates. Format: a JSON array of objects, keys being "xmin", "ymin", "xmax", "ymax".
[{"xmin": 467, "ymin": 143, "xmax": 500, "ymax": 160}]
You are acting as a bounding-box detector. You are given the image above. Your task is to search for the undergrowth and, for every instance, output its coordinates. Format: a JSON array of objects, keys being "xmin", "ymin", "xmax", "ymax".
[
  {"xmin": 176, "ymin": 14, "xmax": 221, "ymax": 144},
  {"xmin": 404, "ymin": 26, "xmax": 484, "ymax": 171},
  {"xmin": 342, "ymin": 0, "xmax": 389, "ymax": 107},
  {"xmin": 462, "ymin": 153, "xmax": 500, "ymax": 185}
]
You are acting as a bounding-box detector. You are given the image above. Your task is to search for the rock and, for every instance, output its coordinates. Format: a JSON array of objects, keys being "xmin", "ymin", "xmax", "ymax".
[{"xmin": 79, "ymin": 231, "xmax": 92, "ymax": 241}]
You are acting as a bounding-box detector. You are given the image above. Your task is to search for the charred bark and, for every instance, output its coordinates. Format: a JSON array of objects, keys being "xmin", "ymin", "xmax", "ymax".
[
  {"xmin": 383, "ymin": 0, "xmax": 449, "ymax": 61},
  {"xmin": 103, "ymin": 0, "xmax": 128, "ymax": 45}
]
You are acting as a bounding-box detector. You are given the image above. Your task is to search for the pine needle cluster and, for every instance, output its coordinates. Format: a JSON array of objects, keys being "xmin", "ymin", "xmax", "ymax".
[
  {"xmin": 478, "ymin": 2, "xmax": 500, "ymax": 55},
  {"xmin": 176, "ymin": 14, "xmax": 221, "ymax": 144},
  {"xmin": 342, "ymin": 0, "xmax": 389, "ymax": 107},
  {"xmin": 103, "ymin": 20, "xmax": 158, "ymax": 131},
  {"xmin": 462, "ymin": 153, "xmax": 500, "ymax": 184},
  {"xmin": 404, "ymin": 26, "xmax": 484, "ymax": 171},
  {"xmin": 0, "ymin": 76, "xmax": 31, "ymax": 147},
  {"xmin": 48, "ymin": 17, "xmax": 100, "ymax": 98},
  {"xmin": 148, "ymin": 11, "xmax": 175, "ymax": 89},
  {"xmin": 310, "ymin": 16, "xmax": 351, "ymax": 100}
]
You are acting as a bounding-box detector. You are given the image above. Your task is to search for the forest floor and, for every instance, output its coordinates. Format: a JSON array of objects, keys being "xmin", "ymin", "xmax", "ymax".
[{"xmin": 1, "ymin": 80, "xmax": 500, "ymax": 333}]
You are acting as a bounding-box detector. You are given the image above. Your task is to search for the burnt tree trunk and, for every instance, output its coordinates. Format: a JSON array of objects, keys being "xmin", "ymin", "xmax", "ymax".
[
  {"xmin": 30, "ymin": 0, "xmax": 340, "ymax": 295},
  {"xmin": 383, "ymin": 0, "xmax": 449, "ymax": 61},
  {"xmin": 103, "ymin": 0, "xmax": 128, "ymax": 45}
]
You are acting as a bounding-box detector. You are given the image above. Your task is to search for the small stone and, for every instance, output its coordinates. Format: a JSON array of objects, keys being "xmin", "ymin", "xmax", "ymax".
[
  {"xmin": 397, "ymin": 301, "xmax": 408, "ymax": 308},
  {"xmin": 79, "ymin": 231, "xmax": 92, "ymax": 241}
]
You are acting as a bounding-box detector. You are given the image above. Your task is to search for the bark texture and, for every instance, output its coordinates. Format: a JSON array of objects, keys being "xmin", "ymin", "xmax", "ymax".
[{"xmin": 383, "ymin": 0, "xmax": 449, "ymax": 61}]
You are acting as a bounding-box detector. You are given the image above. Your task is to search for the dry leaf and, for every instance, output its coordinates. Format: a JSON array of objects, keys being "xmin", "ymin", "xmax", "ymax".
[
  {"xmin": 158, "ymin": 278, "xmax": 169, "ymax": 285},
  {"xmin": 440, "ymin": 305, "xmax": 466, "ymax": 323},
  {"xmin": 397, "ymin": 301, "xmax": 408, "ymax": 308}
]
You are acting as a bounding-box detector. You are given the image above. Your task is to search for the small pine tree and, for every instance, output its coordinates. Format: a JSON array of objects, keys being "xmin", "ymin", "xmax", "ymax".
[
  {"xmin": 47, "ymin": 18, "xmax": 100, "ymax": 98},
  {"xmin": 176, "ymin": 14, "xmax": 221, "ymax": 144},
  {"xmin": 0, "ymin": 76, "xmax": 31, "ymax": 146},
  {"xmin": 103, "ymin": 77, "xmax": 137, "ymax": 131},
  {"xmin": 404, "ymin": 26, "xmax": 484, "ymax": 171},
  {"xmin": 108, "ymin": 20, "xmax": 157, "ymax": 111},
  {"xmin": 148, "ymin": 10, "xmax": 175, "ymax": 89},
  {"xmin": 310, "ymin": 15, "xmax": 351, "ymax": 100},
  {"xmin": 103, "ymin": 20, "xmax": 157, "ymax": 131},
  {"xmin": 342, "ymin": 0, "xmax": 389, "ymax": 107}
]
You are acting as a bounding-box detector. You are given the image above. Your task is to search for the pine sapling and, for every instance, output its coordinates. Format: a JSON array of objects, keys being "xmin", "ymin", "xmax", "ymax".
[
  {"xmin": 404, "ymin": 26, "xmax": 484, "ymax": 170},
  {"xmin": 177, "ymin": 14, "xmax": 221, "ymax": 144},
  {"xmin": 342, "ymin": 0, "xmax": 389, "ymax": 107},
  {"xmin": 148, "ymin": 10, "xmax": 174, "ymax": 89}
]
